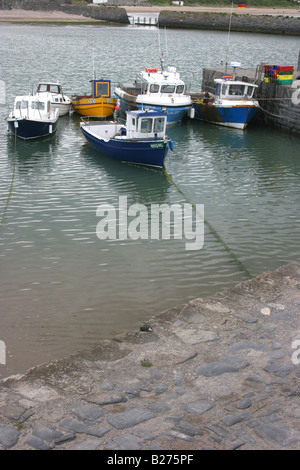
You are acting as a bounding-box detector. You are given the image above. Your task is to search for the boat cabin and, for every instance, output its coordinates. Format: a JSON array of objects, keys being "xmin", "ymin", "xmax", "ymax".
[
  {"xmin": 214, "ymin": 78, "xmax": 258, "ymax": 100},
  {"xmin": 11, "ymin": 94, "xmax": 52, "ymax": 119},
  {"xmin": 90, "ymin": 79, "xmax": 111, "ymax": 98},
  {"xmin": 137, "ymin": 66, "xmax": 186, "ymax": 96},
  {"xmin": 37, "ymin": 82, "xmax": 68, "ymax": 107},
  {"xmin": 37, "ymin": 82, "xmax": 63, "ymax": 95},
  {"xmin": 124, "ymin": 109, "xmax": 167, "ymax": 140}
]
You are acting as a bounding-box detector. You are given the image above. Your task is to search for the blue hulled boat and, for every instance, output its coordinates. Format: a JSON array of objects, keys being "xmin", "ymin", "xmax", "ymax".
[
  {"xmin": 114, "ymin": 66, "xmax": 192, "ymax": 124},
  {"xmin": 80, "ymin": 109, "xmax": 173, "ymax": 169},
  {"xmin": 6, "ymin": 92, "xmax": 59, "ymax": 139},
  {"xmin": 191, "ymin": 76, "xmax": 259, "ymax": 130}
]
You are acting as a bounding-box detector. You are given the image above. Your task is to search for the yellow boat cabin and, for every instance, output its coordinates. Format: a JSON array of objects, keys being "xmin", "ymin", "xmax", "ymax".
[{"xmin": 72, "ymin": 79, "xmax": 117, "ymax": 118}]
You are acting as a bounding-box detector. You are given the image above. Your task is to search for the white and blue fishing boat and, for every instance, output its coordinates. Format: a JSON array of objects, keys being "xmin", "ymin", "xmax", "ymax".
[
  {"xmin": 80, "ymin": 109, "xmax": 173, "ymax": 168},
  {"xmin": 191, "ymin": 76, "xmax": 259, "ymax": 130},
  {"xmin": 6, "ymin": 92, "xmax": 59, "ymax": 139},
  {"xmin": 114, "ymin": 66, "xmax": 192, "ymax": 124}
]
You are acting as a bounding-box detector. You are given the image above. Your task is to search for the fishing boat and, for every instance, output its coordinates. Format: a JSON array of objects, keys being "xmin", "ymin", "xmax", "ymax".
[
  {"xmin": 36, "ymin": 82, "xmax": 71, "ymax": 116},
  {"xmin": 6, "ymin": 93, "xmax": 59, "ymax": 140},
  {"xmin": 80, "ymin": 109, "xmax": 173, "ymax": 168},
  {"xmin": 114, "ymin": 66, "xmax": 193, "ymax": 124},
  {"xmin": 72, "ymin": 79, "xmax": 117, "ymax": 118},
  {"xmin": 191, "ymin": 76, "xmax": 259, "ymax": 130}
]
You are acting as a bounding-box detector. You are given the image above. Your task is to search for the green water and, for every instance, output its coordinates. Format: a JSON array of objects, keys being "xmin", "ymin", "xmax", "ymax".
[{"xmin": 0, "ymin": 23, "xmax": 299, "ymax": 378}]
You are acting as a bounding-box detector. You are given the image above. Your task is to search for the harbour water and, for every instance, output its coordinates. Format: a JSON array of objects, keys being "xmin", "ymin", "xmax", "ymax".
[{"xmin": 0, "ymin": 23, "xmax": 300, "ymax": 379}]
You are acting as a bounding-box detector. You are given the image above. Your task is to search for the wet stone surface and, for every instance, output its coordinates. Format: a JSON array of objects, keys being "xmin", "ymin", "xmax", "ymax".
[{"xmin": 0, "ymin": 263, "xmax": 300, "ymax": 450}]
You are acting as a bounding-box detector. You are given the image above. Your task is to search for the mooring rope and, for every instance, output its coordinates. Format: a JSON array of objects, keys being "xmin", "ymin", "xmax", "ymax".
[
  {"xmin": 258, "ymin": 105, "xmax": 286, "ymax": 119},
  {"xmin": 164, "ymin": 151, "xmax": 252, "ymax": 280},
  {"xmin": 0, "ymin": 135, "xmax": 17, "ymax": 231}
]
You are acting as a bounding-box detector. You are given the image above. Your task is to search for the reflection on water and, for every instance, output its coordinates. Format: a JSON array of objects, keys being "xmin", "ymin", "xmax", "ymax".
[{"xmin": 0, "ymin": 25, "xmax": 300, "ymax": 378}]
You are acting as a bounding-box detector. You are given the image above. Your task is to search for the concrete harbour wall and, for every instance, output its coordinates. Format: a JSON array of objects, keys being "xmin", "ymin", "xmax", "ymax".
[{"xmin": 158, "ymin": 11, "xmax": 300, "ymax": 36}]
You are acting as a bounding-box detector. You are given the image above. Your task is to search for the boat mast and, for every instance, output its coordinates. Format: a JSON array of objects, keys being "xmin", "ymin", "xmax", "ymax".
[
  {"xmin": 157, "ymin": 25, "xmax": 169, "ymax": 72},
  {"xmin": 225, "ymin": 1, "xmax": 234, "ymax": 75}
]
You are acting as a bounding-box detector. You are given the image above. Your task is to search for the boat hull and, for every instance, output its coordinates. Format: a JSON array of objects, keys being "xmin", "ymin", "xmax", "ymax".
[
  {"xmin": 136, "ymin": 103, "xmax": 190, "ymax": 124},
  {"xmin": 81, "ymin": 125, "xmax": 169, "ymax": 168},
  {"xmin": 115, "ymin": 88, "xmax": 191, "ymax": 124},
  {"xmin": 51, "ymin": 102, "xmax": 71, "ymax": 116},
  {"xmin": 7, "ymin": 118, "xmax": 58, "ymax": 140},
  {"xmin": 72, "ymin": 97, "xmax": 116, "ymax": 117},
  {"xmin": 193, "ymin": 102, "xmax": 258, "ymax": 130}
]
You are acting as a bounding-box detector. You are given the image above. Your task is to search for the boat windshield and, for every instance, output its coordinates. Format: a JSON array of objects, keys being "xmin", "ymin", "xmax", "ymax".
[
  {"xmin": 153, "ymin": 117, "xmax": 165, "ymax": 133},
  {"xmin": 38, "ymin": 84, "xmax": 60, "ymax": 93},
  {"xmin": 95, "ymin": 82, "xmax": 110, "ymax": 98},
  {"xmin": 247, "ymin": 85, "xmax": 256, "ymax": 98},
  {"xmin": 140, "ymin": 118, "xmax": 153, "ymax": 133},
  {"xmin": 150, "ymin": 84, "xmax": 159, "ymax": 93},
  {"xmin": 31, "ymin": 101, "xmax": 45, "ymax": 110},
  {"xmin": 16, "ymin": 101, "xmax": 28, "ymax": 109},
  {"xmin": 227, "ymin": 84, "xmax": 246, "ymax": 96},
  {"xmin": 161, "ymin": 85, "xmax": 175, "ymax": 94}
]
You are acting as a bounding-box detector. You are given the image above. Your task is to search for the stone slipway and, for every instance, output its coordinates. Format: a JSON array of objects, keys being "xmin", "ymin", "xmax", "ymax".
[{"xmin": 0, "ymin": 263, "xmax": 300, "ymax": 450}]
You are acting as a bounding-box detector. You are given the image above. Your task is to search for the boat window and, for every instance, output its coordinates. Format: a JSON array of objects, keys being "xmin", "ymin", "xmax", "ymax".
[
  {"xmin": 150, "ymin": 84, "xmax": 159, "ymax": 93},
  {"xmin": 228, "ymin": 84, "xmax": 246, "ymax": 96},
  {"xmin": 247, "ymin": 86, "xmax": 255, "ymax": 97},
  {"xmin": 216, "ymin": 84, "xmax": 221, "ymax": 96},
  {"xmin": 15, "ymin": 101, "xmax": 22, "ymax": 109},
  {"xmin": 140, "ymin": 118, "xmax": 152, "ymax": 133},
  {"xmin": 161, "ymin": 85, "xmax": 175, "ymax": 94},
  {"xmin": 49, "ymin": 85, "xmax": 59, "ymax": 94},
  {"xmin": 31, "ymin": 101, "xmax": 45, "ymax": 110},
  {"xmin": 132, "ymin": 118, "xmax": 136, "ymax": 127},
  {"xmin": 153, "ymin": 117, "xmax": 164, "ymax": 133},
  {"xmin": 38, "ymin": 84, "xmax": 48, "ymax": 92},
  {"xmin": 176, "ymin": 85, "xmax": 184, "ymax": 94},
  {"xmin": 21, "ymin": 101, "xmax": 28, "ymax": 109},
  {"xmin": 95, "ymin": 82, "xmax": 109, "ymax": 98}
]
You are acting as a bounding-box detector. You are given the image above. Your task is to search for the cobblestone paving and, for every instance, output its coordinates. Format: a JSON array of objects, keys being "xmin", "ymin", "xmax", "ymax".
[{"xmin": 0, "ymin": 263, "xmax": 299, "ymax": 450}]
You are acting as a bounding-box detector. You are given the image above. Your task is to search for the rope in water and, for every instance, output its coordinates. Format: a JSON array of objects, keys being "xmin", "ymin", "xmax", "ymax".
[
  {"xmin": 163, "ymin": 150, "xmax": 252, "ymax": 280},
  {"xmin": 0, "ymin": 134, "xmax": 17, "ymax": 231}
]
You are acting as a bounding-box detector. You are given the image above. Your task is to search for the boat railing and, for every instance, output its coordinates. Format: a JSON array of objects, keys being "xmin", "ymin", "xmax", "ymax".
[{"xmin": 80, "ymin": 116, "xmax": 115, "ymax": 126}]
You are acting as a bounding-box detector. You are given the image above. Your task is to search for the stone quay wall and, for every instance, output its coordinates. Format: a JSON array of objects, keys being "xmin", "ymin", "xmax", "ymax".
[
  {"xmin": 200, "ymin": 67, "xmax": 300, "ymax": 135},
  {"xmin": 0, "ymin": 0, "xmax": 130, "ymax": 24},
  {"xmin": 158, "ymin": 11, "xmax": 300, "ymax": 36}
]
